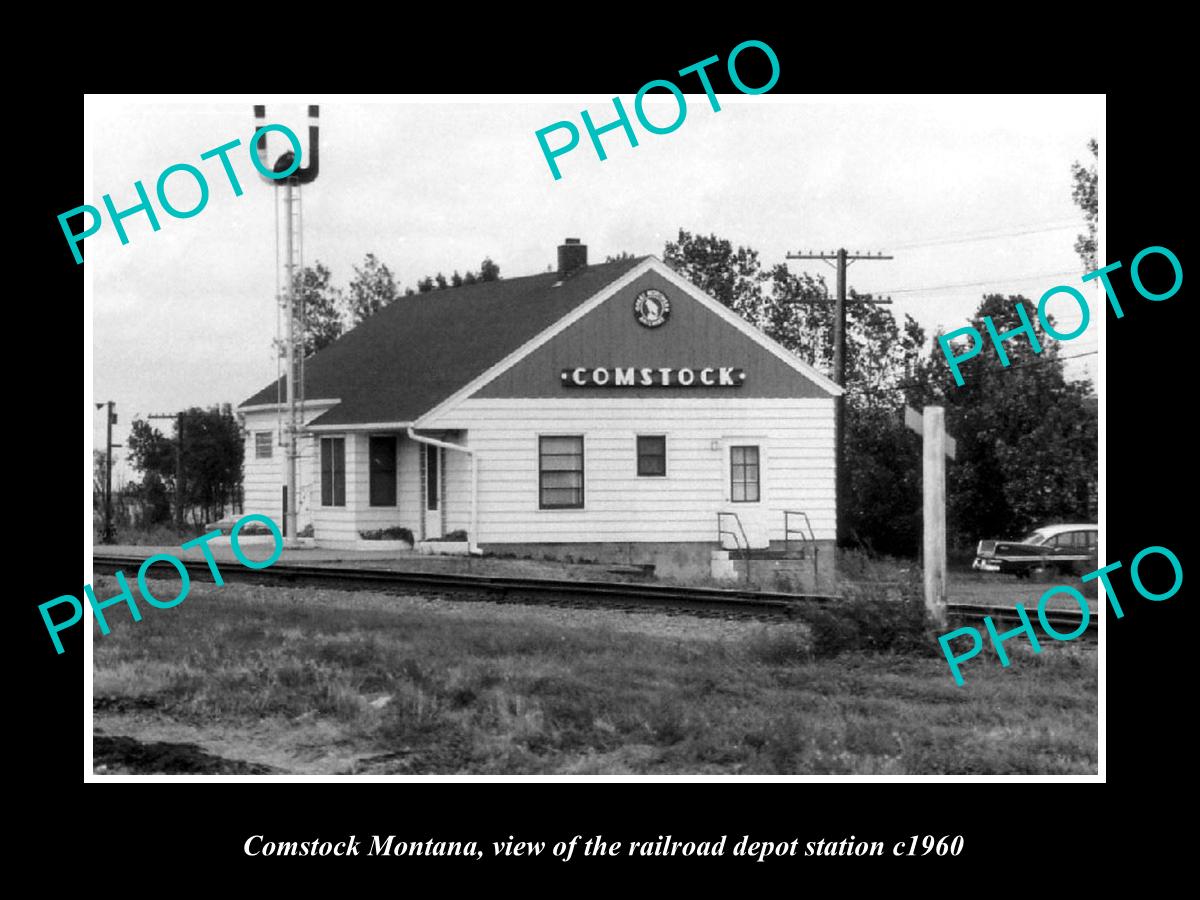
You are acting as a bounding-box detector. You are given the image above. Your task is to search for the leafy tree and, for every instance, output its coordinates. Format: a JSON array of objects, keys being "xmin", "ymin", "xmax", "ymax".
[
  {"xmin": 127, "ymin": 407, "xmax": 244, "ymax": 527},
  {"xmin": 605, "ymin": 251, "xmax": 638, "ymax": 263},
  {"xmin": 664, "ymin": 230, "xmax": 765, "ymax": 322},
  {"xmin": 1071, "ymin": 139, "xmax": 1098, "ymax": 272},
  {"xmin": 405, "ymin": 258, "xmax": 499, "ymax": 295},
  {"xmin": 127, "ymin": 471, "xmax": 172, "ymax": 527},
  {"xmin": 291, "ymin": 262, "xmax": 344, "ymax": 355},
  {"xmin": 93, "ymin": 449, "xmax": 107, "ymax": 503},
  {"xmin": 346, "ymin": 253, "xmax": 399, "ymax": 324},
  {"xmin": 664, "ymin": 229, "xmax": 927, "ymax": 554},
  {"xmin": 127, "ymin": 419, "xmax": 174, "ymax": 477},
  {"xmin": 126, "ymin": 420, "xmax": 175, "ymax": 526},
  {"xmin": 908, "ymin": 294, "xmax": 1097, "ymax": 546}
]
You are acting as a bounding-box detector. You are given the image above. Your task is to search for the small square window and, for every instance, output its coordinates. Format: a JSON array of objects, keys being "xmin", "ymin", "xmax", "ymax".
[
  {"xmin": 254, "ymin": 432, "xmax": 273, "ymax": 459},
  {"xmin": 637, "ymin": 435, "xmax": 666, "ymax": 477}
]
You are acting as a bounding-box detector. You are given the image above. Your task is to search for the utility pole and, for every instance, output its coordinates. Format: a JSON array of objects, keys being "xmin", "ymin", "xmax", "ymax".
[
  {"xmin": 785, "ymin": 249, "xmax": 894, "ymax": 545},
  {"xmin": 94, "ymin": 401, "xmax": 119, "ymax": 543},
  {"xmin": 148, "ymin": 411, "xmax": 185, "ymax": 530}
]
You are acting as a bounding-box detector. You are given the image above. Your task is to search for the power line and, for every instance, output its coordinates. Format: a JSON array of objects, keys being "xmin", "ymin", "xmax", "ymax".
[
  {"xmin": 964, "ymin": 345, "xmax": 1099, "ymax": 374},
  {"xmin": 874, "ymin": 269, "xmax": 1083, "ymax": 295},
  {"xmin": 894, "ymin": 349, "xmax": 1099, "ymax": 390},
  {"xmin": 984, "ymin": 349, "xmax": 1099, "ymax": 373},
  {"xmin": 889, "ymin": 220, "xmax": 1080, "ymax": 252}
]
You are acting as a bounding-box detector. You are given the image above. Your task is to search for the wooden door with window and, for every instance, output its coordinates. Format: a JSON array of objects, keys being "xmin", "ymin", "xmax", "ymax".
[{"xmin": 722, "ymin": 439, "xmax": 770, "ymax": 548}]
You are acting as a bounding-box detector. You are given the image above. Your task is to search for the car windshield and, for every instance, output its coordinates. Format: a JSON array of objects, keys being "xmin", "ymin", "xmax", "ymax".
[{"xmin": 1020, "ymin": 530, "xmax": 1050, "ymax": 545}]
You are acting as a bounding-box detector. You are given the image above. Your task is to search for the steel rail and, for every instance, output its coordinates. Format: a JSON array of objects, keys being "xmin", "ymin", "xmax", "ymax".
[
  {"xmin": 91, "ymin": 555, "xmax": 839, "ymax": 620},
  {"xmin": 946, "ymin": 601, "xmax": 1098, "ymax": 637},
  {"xmin": 91, "ymin": 555, "xmax": 1097, "ymax": 634}
]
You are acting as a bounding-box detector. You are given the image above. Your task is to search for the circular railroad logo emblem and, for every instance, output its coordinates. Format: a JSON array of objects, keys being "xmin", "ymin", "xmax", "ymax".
[{"xmin": 634, "ymin": 289, "xmax": 670, "ymax": 328}]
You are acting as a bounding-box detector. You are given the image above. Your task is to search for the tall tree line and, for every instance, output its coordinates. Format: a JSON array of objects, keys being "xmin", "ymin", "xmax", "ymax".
[
  {"xmin": 661, "ymin": 136, "xmax": 1098, "ymax": 555},
  {"xmin": 290, "ymin": 253, "xmax": 502, "ymax": 355}
]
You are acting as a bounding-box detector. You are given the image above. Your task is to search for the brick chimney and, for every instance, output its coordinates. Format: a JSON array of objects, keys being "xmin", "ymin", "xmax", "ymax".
[{"xmin": 557, "ymin": 238, "xmax": 587, "ymax": 276}]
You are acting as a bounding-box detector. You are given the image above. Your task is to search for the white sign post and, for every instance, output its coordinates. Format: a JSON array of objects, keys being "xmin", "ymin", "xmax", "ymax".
[{"xmin": 905, "ymin": 406, "xmax": 956, "ymax": 627}]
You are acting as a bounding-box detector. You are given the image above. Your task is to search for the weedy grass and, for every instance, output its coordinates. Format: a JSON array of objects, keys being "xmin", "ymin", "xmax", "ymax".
[{"xmin": 92, "ymin": 577, "xmax": 1097, "ymax": 775}]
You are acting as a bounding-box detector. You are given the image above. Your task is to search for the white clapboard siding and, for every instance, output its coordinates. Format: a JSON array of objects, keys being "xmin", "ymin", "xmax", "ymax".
[
  {"xmin": 425, "ymin": 398, "xmax": 836, "ymax": 546},
  {"xmin": 348, "ymin": 433, "xmax": 420, "ymax": 537},
  {"xmin": 241, "ymin": 410, "xmax": 320, "ymax": 532},
  {"xmin": 444, "ymin": 441, "xmax": 473, "ymax": 535},
  {"xmin": 243, "ymin": 417, "xmax": 435, "ymax": 541}
]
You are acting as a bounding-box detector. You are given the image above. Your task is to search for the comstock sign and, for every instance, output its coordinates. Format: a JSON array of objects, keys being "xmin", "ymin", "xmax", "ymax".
[{"xmin": 560, "ymin": 366, "xmax": 746, "ymax": 387}]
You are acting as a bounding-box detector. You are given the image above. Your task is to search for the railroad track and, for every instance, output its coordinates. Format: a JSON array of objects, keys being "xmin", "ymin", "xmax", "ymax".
[
  {"xmin": 91, "ymin": 555, "xmax": 840, "ymax": 622},
  {"xmin": 90, "ymin": 555, "xmax": 1098, "ymax": 636},
  {"xmin": 946, "ymin": 602, "xmax": 1097, "ymax": 641}
]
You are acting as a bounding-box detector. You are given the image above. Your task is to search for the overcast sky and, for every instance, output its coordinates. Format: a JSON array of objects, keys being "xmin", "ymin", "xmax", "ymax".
[{"xmin": 86, "ymin": 95, "xmax": 1102, "ymax": 481}]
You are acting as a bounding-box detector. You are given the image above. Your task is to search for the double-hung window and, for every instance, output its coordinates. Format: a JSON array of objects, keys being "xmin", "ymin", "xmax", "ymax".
[
  {"xmin": 730, "ymin": 445, "xmax": 760, "ymax": 502},
  {"xmin": 539, "ymin": 436, "xmax": 584, "ymax": 509},
  {"xmin": 321, "ymin": 437, "xmax": 346, "ymax": 507}
]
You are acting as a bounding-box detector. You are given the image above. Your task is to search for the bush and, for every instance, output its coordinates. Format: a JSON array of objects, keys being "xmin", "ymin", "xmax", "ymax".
[
  {"xmin": 427, "ymin": 530, "xmax": 468, "ymax": 542},
  {"xmin": 798, "ymin": 583, "xmax": 937, "ymax": 659},
  {"xmin": 742, "ymin": 625, "xmax": 815, "ymax": 665},
  {"xmin": 238, "ymin": 520, "xmax": 274, "ymax": 535},
  {"xmin": 359, "ymin": 527, "xmax": 414, "ymax": 544},
  {"xmin": 106, "ymin": 523, "xmax": 205, "ymax": 546}
]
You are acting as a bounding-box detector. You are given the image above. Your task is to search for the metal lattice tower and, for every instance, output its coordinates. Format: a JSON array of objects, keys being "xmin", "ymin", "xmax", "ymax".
[{"xmin": 254, "ymin": 104, "xmax": 320, "ymax": 543}]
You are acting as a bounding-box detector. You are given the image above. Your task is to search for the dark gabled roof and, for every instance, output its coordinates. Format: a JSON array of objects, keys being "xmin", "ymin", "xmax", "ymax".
[{"xmin": 241, "ymin": 256, "xmax": 648, "ymax": 425}]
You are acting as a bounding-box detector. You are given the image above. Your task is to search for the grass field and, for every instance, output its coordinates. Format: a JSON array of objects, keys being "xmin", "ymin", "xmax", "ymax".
[{"xmin": 91, "ymin": 575, "xmax": 1097, "ymax": 776}]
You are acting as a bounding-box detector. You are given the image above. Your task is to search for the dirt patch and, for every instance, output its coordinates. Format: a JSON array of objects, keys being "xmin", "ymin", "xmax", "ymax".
[
  {"xmin": 94, "ymin": 696, "xmax": 158, "ymax": 714},
  {"xmin": 94, "ymin": 734, "xmax": 280, "ymax": 775}
]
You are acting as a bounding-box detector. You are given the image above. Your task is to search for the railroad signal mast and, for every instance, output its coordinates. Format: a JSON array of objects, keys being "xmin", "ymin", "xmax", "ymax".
[{"xmin": 254, "ymin": 105, "xmax": 320, "ymax": 544}]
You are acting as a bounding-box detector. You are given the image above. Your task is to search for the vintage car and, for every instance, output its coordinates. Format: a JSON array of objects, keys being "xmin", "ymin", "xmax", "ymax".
[{"xmin": 973, "ymin": 523, "xmax": 1098, "ymax": 578}]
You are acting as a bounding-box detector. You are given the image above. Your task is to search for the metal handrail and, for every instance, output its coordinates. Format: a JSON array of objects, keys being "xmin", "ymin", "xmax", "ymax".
[
  {"xmin": 717, "ymin": 511, "xmax": 752, "ymax": 584},
  {"xmin": 783, "ymin": 510, "xmax": 815, "ymax": 553},
  {"xmin": 783, "ymin": 509, "xmax": 820, "ymax": 588}
]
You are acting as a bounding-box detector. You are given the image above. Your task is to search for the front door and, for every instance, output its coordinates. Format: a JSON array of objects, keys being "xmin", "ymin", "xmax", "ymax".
[
  {"xmin": 424, "ymin": 444, "xmax": 442, "ymax": 539},
  {"xmin": 722, "ymin": 438, "xmax": 771, "ymax": 548}
]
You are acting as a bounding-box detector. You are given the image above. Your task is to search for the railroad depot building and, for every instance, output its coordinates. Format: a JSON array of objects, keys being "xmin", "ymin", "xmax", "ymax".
[{"xmin": 239, "ymin": 240, "xmax": 841, "ymax": 581}]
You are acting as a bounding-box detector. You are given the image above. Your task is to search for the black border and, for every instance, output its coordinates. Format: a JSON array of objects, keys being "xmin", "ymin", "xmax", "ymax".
[{"xmin": 26, "ymin": 15, "xmax": 1193, "ymax": 884}]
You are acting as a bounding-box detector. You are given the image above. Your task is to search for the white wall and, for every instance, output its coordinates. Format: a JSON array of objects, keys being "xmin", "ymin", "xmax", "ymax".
[
  {"xmin": 316, "ymin": 432, "xmax": 424, "ymax": 546},
  {"xmin": 242, "ymin": 415, "xmax": 433, "ymax": 544},
  {"xmin": 426, "ymin": 398, "xmax": 835, "ymax": 547},
  {"xmin": 241, "ymin": 408, "xmax": 323, "ymax": 534}
]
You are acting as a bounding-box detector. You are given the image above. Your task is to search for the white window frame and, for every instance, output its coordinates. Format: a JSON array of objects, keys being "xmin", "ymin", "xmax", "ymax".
[
  {"xmin": 254, "ymin": 431, "xmax": 274, "ymax": 460},
  {"xmin": 722, "ymin": 438, "xmax": 769, "ymax": 505},
  {"xmin": 537, "ymin": 433, "xmax": 586, "ymax": 511}
]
